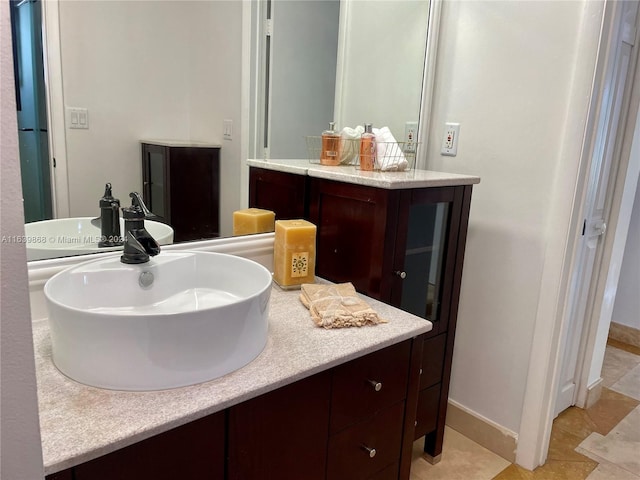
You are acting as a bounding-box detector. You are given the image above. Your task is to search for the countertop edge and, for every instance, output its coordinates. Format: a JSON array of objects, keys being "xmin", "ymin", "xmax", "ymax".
[{"xmin": 247, "ymin": 159, "xmax": 480, "ymax": 188}]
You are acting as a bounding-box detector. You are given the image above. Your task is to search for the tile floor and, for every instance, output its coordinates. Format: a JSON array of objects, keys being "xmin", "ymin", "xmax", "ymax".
[{"xmin": 410, "ymin": 339, "xmax": 640, "ymax": 480}]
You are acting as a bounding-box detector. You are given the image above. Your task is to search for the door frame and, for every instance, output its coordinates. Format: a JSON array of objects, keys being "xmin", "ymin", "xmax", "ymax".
[
  {"xmin": 41, "ymin": 0, "xmax": 69, "ymax": 218},
  {"xmin": 517, "ymin": 0, "xmax": 640, "ymax": 469},
  {"xmin": 554, "ymin": 0, "xmax": 639, "ymax": 417},
  {"xmin": 570, "ymin": 1, "xmax": 640, "ymax": 412}
]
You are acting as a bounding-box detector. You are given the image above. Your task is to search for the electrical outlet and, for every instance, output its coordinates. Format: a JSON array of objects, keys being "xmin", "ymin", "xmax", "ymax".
[
  {"xmin": 404, "ymin": 121, "xmax": 418, "ymax": 153},
  {"xmin": 441, "ymin": 123, "xmax": 460, "ymax": 156}
]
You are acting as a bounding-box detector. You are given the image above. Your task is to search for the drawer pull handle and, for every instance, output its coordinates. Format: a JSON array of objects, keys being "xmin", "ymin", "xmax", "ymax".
[
  {"xmin": 367, "ymin": 380, "xmax": 383, "ymax": 392},
  {"xmin": 394, "ymin": 270, "xmax": 407, "ymax": 279},
  {"xmin": 361, "ymin": 445, "xmax": 377, "ymax": 458}
]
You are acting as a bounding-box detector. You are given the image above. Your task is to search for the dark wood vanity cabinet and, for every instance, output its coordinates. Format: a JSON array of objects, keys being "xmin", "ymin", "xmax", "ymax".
[
  {"xmin": 229, "ymin": 338, "xmax": 424, "ymax": 480},
  {"xmin": 52, "ymin": 413, "xmax": 226, "ymax": 480},
  {"xmin": 46, "ymin": 339, "xmax": 423, "ymax": 480},
  {"xmin": 249, "ymin": 168, "xmax": 473, "ymax": 462},
  {"xmin": 249, "ymin": 166, "xmax": 309, "ymax": 219},
  {"xmin": 141, "ymin": 142, "xmax": 221, "ymax": 242},
  {"xmin": 44, "ymin": 471, "xmax": 73, "ymax": 480},
  {"xmin": 309, "ymin": 178, "xmax": 472, "ymax": 461},
  {"xmin": 227, "ymin": 372, "xmax": 332, "ymax": 480}
]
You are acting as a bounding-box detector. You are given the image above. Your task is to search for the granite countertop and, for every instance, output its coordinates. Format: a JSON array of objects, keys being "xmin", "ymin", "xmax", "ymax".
[
  {"xmin": 246, "ymin": 158, "xmax": 481, "ymax": 189},
  {"xmin": 36, "ymin": 282, "xmax": 431, "ymax": 475}
]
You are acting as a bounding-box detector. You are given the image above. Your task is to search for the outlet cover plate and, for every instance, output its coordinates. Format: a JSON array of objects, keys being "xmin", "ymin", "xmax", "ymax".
[{"xmin": 441, "ymin": 123, "xmax": 460, "ymax": 156}]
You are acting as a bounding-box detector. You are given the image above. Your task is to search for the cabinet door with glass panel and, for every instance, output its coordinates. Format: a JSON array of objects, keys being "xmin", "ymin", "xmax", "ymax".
[{"xmin": 390, "ymin": 187, "xmax": 467, "ymax": 336}]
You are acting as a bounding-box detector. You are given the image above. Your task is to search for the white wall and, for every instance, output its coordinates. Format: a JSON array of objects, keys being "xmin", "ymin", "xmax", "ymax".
[
  {"xmin": 612, "ymin": 172, "xmax": 640, "ymax": 330},
  {"xmin": 337, "ymin": 0, "xmax": 428, "ymax": 139},
  {"xmin": 1, "ymin": 1, "xmax": 45, "ymax": 477},
  {"xmin": 425, "ymin": 0, "xmax": 600, "ymax": 435},
  {"xmin": 56, "ymin": 1, "xmax": 243, "ymax": 236},
  {"xmin": 269, "ymin": 0, "xmax": 340, "ymax": 159}
]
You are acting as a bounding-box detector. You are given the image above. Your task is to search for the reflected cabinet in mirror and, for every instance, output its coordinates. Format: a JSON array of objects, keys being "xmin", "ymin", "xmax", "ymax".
[
  {"xmin": 11, "ymin": 0, "xmax": 432, "ymax": 261},
  {"xmin": 141, "ymin": 141, "xmax": 221, "ymax": 242}
]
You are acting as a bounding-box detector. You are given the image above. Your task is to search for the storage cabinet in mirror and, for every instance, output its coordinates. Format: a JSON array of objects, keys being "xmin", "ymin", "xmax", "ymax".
[{"xmin": 141, "ymin": 141, "xmax": 221, "ymax": 243}]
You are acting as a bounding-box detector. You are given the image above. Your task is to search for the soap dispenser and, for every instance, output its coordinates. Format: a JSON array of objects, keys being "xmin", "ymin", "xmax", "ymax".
[
  {"xmin": 359, "ymin": 123, "xmax": 376, "ymax": 171},
  {"xmin": 320, "ymin": 121, "xmax": 341, "ymax": 166}
]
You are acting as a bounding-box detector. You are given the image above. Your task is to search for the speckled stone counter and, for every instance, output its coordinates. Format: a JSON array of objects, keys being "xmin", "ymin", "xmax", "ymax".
[
  {"xmin": 35, "ymin": 282, "xmax": 431, "ymax": 475},
  {"xmin": 246, "ymin": 158, "xmax": 480, "ymax": 189}
]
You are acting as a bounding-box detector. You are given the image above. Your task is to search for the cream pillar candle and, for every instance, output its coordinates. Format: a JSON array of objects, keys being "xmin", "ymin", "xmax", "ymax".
[
  {"xmin": 233, "ymin": 208, "xmax": 276, "ymax": 236},
  {"xmin": 273, "ymin": 219, "xmax": 316, "ymax": 287}
]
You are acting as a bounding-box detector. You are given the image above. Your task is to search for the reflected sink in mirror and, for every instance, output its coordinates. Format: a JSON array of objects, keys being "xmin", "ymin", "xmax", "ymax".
[
  {"xmin": 44, "ymin": 251, "xmax": 272, "ymax": 391},
  {"xmin": 25, "ymin": 217, "xmax": 174, "ymax": 261}
]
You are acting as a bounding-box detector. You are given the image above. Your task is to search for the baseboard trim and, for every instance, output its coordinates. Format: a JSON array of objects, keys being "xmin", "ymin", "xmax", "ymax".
[
  {"xmin": 609, "ymin": 321, "xmax": 640, "ymax": 349},
  {"xmin": 445, "ymin": 399, "xmax": 518, "ymax": 463},
  {"xmin": 584, "ymin": 378, "xmax": 603, "ymax": 409}
]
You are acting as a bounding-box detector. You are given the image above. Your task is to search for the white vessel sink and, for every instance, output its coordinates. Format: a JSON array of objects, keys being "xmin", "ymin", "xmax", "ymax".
[
  {"xmin": 25, "ymin": 217, "xmax": 174, "ymax": 261},
  {"xmin": 44, "ymin": 251, "xmax": 272, "ymax": 391}
]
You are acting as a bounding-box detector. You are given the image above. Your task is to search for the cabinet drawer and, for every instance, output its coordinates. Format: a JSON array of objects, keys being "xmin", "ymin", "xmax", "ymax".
[
  {"xmin": 414, "ymin": 383, "xmax": 441, "ymax": 440},
  {"xmin": 327, "ymin": 401, "xmax": 405, "ymax": 480},
  {"xmin": 330, "ymin": 340, "xmax": 411, "ymax": 433},
  {"xmin": 420, "ymin": 334, "xmax": 446, "ymax": 389}
]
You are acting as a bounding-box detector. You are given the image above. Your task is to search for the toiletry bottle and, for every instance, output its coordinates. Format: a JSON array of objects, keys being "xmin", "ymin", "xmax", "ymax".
[
  {"xmin": 359, "ymin": 123, "xmax": 376, "ymax": 171},
  {"xmin": 320, "ymin": 121, "xmax": 341, "ymax": 166}
]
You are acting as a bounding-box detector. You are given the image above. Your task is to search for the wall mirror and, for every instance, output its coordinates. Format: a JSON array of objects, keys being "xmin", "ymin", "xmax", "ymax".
[{"xmin": 12, "ymin": 0, "xmax": 432, "ymax": 262}]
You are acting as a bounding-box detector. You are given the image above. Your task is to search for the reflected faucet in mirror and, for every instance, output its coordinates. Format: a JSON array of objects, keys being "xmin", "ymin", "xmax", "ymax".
[
  {"xmin": 121, "ymin": 192, "xmax": 161, "ymax": 265},
  {"xmin": 24, "ymin": 194, "xmax": 174, "ymax": 262},
  {"xmin": 93, "ymin": 183, "xmax": 123, "ymax": 248}
]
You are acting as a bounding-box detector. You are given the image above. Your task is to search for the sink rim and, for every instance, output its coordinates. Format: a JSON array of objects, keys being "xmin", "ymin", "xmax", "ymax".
[{"xmin": 44, "ymin": 250, "xmax": 273, "ymax": 315}]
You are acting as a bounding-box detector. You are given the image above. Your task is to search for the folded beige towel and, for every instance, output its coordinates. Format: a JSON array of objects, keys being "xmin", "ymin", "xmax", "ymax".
[{"xmin": 300, "ymin": 282, "xmax": 387, "ymax": 329}]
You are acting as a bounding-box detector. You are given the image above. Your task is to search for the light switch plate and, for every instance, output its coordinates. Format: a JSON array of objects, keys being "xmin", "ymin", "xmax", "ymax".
[
  {"xmin": 67, "ymin": 107, "xmax": 89, "ymax": 129},
  {"xmin": 223, "ymin": 119, "xmax": 233, "ymax": 141}
]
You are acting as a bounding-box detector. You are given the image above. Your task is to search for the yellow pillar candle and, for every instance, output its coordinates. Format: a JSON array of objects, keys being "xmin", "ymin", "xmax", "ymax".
[
  {"xmin": 273, "ymin": 219, "xmax": 316, "ymax": 287},
  {"xmin": 233, "ymin": 208, "xmax": 276, "ymax": 236}
]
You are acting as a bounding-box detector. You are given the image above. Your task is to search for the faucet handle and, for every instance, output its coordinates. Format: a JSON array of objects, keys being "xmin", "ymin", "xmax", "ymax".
[{"xmin": 129, "ymin": 192, "xmax": 157, "ymax": 219}]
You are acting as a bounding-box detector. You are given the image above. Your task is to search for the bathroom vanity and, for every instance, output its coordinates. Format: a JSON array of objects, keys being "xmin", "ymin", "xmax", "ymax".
[
  {"xmin": 248, "ymin": 160, "xmax": 479, "ymax": 462},
  {"xmin": 38, "ymin": 280, "xmax": 431, "ymax": 480}
]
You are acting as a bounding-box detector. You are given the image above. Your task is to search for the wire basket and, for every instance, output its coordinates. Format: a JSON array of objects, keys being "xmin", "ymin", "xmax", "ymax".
[{"xmin": 305, "ymin": 136, "xmax": 418, "ymax": 171}]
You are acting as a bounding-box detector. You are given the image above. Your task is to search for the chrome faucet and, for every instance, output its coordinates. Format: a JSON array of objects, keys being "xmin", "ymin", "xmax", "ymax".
[
  {"xmin": 121, "ymin": 192, "xmax": 160, "ymax": 264},
  {"xmin": 97, "ymin": 183, "xmax": 123, "ymax": 248}
]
